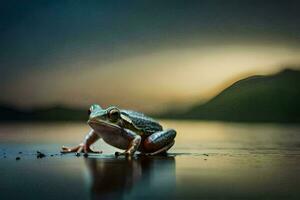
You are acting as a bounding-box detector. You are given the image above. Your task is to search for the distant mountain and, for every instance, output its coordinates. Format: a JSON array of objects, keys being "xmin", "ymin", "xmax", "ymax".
[
  {"xmin": 171, "ymin": 68, "xmax": 300, "ymax": 123},
  {"xmin": 1, "ymin": 68, "xmax": 299, "ymax": 123},
  {"xmin": 0, "ymin": 105, "xmax": 87, "ymax": 122}
]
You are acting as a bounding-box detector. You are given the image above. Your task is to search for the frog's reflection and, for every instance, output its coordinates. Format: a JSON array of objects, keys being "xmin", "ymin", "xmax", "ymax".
[{"xmin": 85, "ymin": 155, "xmax": 176, "ymax": 200}]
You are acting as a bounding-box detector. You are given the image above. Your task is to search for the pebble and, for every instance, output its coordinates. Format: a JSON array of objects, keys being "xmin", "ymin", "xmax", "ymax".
[
  {"xmin": 36, "ymin": 151, "xmax": 46, "ymax": 159},
  {"xmin": 16, "ymin": 157, "xmax": 21, "ymax": 160}
]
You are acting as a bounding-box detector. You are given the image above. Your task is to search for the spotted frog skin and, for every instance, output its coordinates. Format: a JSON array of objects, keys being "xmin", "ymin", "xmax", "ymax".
[{"xmin": 61, "ymin": 104, "xmax": 176, "ymax": 156}]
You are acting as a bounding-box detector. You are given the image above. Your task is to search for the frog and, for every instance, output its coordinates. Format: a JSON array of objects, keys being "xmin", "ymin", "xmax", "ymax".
[{"xmin": 61, "ymin": 104, "xmax": 176, "ymax": 157}]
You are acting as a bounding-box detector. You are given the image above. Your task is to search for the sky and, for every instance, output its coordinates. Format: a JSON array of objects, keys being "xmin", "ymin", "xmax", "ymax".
[{"xmin": 1, "ymin": 0, "xmax": 300, "ymax": 113}]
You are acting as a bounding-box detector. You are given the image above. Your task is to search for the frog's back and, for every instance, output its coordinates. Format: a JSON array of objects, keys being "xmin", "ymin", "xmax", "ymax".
[{"xmin": 121, "ymin": 109, "xmax": 163, "ymax": 135}]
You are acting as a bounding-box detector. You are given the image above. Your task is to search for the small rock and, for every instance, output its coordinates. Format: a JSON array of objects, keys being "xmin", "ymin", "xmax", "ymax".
[
  {"xmin": 3, "ymin": 156, "xmax": 6, "ymax": 158},
  {"xmin": 16, "ymin": 157, "xmax": 21, "ymax": 160},
  {"xmin": 75, "ymin": 152, "xmax": 80, "ymax": 157},
  {"xmin": 83, "ymin": 153, "xmax": 88, "ymax": 158},
  {"xmin": 204, "ymin": 159, "xmax": 207, "ymax": 161},
  {"xmin": 36, "ymin": 151, "xmax": 46, "ymax": 159},
  {"xmin": 50, "ymin": 154, "xmax": 54, "ymax": 157},
  {"xmin": 18, "ymin": 151, "xmax": 22, "ymax": 154},
  {"xmin": 203, "ymin": 154, "xmax": 209, "ymax": 156}
]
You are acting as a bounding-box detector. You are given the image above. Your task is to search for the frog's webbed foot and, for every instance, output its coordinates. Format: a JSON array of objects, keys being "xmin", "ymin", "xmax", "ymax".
[
  {"xmin": 61, "ymin": 144, "xmax": 102, "ymax": 156},
  {"xmin": 114, "ymin": 151, "xmax": 131, "ymax": 158},
  {"xmin": 61, "ymin": 130, "xmax": 102, "ymax": 156},
  {"xmin": 115, "ymin": 134, "xmax": 141, "ymax": 158}
]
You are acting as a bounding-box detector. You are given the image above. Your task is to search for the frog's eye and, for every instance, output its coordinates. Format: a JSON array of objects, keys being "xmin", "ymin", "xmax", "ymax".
[{"xmin": 108, "ymin": 108, "xmax": 120, "ymax": 122}]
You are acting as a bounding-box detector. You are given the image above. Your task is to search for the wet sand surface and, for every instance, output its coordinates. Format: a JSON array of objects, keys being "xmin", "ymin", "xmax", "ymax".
[{"xmin": 0, "ymin": 121, "xmax": 300, "ymax": 200}]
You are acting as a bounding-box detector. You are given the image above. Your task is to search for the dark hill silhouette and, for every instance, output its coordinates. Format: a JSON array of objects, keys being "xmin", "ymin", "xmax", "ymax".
[
  {"xmin": 177, "ymin": 68, "xmax": 300, "ymax": 122},
  {"xmin": 0, "ymin": 68, "xmax": 299, "ymax": 123},
  {"xmin": 0, "ymin": 105, "xmax": 87, "ymax": 122}
]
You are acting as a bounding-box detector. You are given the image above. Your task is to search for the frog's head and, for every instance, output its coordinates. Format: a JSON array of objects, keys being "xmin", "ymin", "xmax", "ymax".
[{"xmin": 87, "ymin": 104, "xmax": 123, "ymax": 132}]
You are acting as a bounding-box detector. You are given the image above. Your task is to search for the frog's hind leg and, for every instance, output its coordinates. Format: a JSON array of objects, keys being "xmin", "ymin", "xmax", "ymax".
[
  {"xmin": 143, "ymin": 129, "xmax": 176, "ymax": 155},
  {"xmin": 143, "ymin": 140, "xmax": 175, "ymax": 156}
]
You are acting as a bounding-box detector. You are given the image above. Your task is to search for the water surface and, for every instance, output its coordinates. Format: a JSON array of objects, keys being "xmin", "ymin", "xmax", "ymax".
[{"xmin": 0, "ymin": 120, "xmax": 300, "ymax": 199}]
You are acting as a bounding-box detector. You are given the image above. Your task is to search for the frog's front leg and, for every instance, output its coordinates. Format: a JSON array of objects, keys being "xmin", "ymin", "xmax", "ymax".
[
  {"xmin": 142, "ymin": 129, "xmax": 176, "ymax": 155},
  {"xmin": 61, "ymin": 129, "xmax": 102, "ymax": 155},
  {"xmin": 115, "ymin": 129, "xmax": 141, "ymax": 157}
]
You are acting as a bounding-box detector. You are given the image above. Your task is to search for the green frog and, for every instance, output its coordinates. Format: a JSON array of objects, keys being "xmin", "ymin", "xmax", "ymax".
[{"xmin": 61, "ymin": 104, "xmax": 176, "ymax": 156}]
